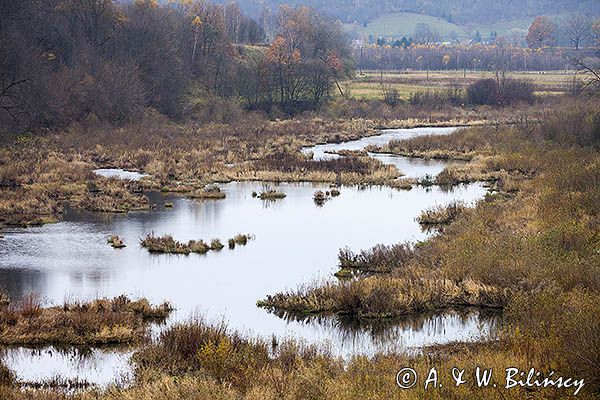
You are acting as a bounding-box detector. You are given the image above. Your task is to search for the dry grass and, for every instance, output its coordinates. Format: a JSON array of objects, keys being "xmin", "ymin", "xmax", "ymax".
[
  {"xmin": 257, "ymin": 188, "xmax": 286, "ymax": 200},
  {"xmin": 256, "ymin": 100, "xmax": 600, "ymax": 392},
  {"xmin": 258, "ymin": 274, "xmax": 507, "ymax": 318},
  {"xmin": 140, "ymin": 234, "xmax": 193, "ymax": 254},
  {"xmin": 344, "ymin": 70, "xmax": 575, "ymax": 101},
  {"xmin": 140, "ymin": 234, "xmax": 252, "ymax": 254},
  {"xmin": 1, "ymin": 337, "xmax": 596, "ymax": 399},
  {"xmin": 0, "ymin": 295, "xmax": 172, "ymax": 345},
  {"xmin": 416, "ymin": 201, "xmax": 465, "ymax": 225},
  {"xmin": 107, "ymin": 235, "xmax": 126, "ymax": 248},
  {"xmin": 1, "ymin": 96, "xmax": 559, "ymax": 227},
  {"xmin": 190, "ymin": 185, "xmax": 226, "ymax": 199}
]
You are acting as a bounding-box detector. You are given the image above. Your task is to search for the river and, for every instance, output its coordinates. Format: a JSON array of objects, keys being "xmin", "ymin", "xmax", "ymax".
[{"xmin": 0, "ymin": 126, "xmax": 496, "ymax": 387}]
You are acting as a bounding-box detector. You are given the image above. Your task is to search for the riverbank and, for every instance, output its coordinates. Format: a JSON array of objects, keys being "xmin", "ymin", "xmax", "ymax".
[
  {"xmin": 256, "ymin": 100, "xmax": 600, "ymax": 396},
  {"xmin": 0, "ymin": 98, "xmax": 563, "ymax": 228},
  {"xmin": 0, "ymin": 99, "xmax": 598, "ymax": 398}
]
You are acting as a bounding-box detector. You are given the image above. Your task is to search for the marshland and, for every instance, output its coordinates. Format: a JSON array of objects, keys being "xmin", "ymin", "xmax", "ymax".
[{"xmin": 2, "ymin": 0, "xmax": 600, "ymax": 398}]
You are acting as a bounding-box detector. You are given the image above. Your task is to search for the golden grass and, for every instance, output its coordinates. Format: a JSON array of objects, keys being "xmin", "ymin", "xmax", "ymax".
[
  {"xmin": 0, "ymin": 295, "xmax": 172, "ymax": 346},
  {"xmin": 255, "ymin": 101, "xmax": 600, "ymax": 394},
  {"xmin": 258, "ymin": 274, "xmax": 507, "ymax": 318},
  {"xmin": 416, "ymin": 201, "xmax": 465, "ymax": 225}
]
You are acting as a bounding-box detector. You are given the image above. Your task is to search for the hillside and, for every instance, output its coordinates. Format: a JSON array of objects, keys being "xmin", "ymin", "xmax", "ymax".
[
  {"xmin": 344, "ymin": 12, "xmax": 469, "ymax": 40},
  {"xmin": 236, "ymin": 0, "xmax": 599, "ymax": 26},
  {"xmin": 343, "ymin": 12, "xmax": 567, "ymax": 42}
]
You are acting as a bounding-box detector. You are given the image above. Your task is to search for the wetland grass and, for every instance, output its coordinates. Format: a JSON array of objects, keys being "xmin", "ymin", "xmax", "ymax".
[
  {"xmin": 188, "ymin": 240, "xmax": 210, "ymax": 254},
  {"xmin": 416, "ymin": 201, "xmax": 465, "ymax": 225},
  {"xmin": 0, "ymin": 295, "xmax": 172, "ymax": 346},
  {"xmin": 141, "ymin": 234, "xmax": 252, "ymax": 254},
  {"xmin": 312, "ymin": 190, "xmax": 328, "ymax": 205},
  {"xmin": 209, "ymin": 239, "xmax": 224, "ymax": 251},
  {"xmin": 140, "ymin": 234, "xmax": 191, "ymax": 254},
  {"xmin": 107, "ymin": 235, "xmax": 126, "ymax": 248},
  {"xmin": 191, "ymin": 185, "xmax": 226, "ymax": 199},
  {"xmin": 257, "ymin": 275, "xmax": 507, "ymax": 318},
  {"xmin": 258, "ymin": 189, "xmax": 286, "ymax": 200}
]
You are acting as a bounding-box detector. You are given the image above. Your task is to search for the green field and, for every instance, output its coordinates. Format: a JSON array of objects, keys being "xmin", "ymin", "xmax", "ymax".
[
  {"xmin": 344, "ymin": 12, "xmax": 568, "ymax": 41},
  {"xmin": 344, "ymin": 12, "xmax": 468, "ymax": 40}
]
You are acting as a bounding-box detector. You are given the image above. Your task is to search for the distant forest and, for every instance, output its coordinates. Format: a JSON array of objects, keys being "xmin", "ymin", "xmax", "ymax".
[{"xmin": 231, "ymin": 0, "xmax": 600, "ymax": 25}]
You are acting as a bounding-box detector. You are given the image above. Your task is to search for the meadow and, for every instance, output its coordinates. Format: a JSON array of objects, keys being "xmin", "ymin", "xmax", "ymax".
[{"xmin": 343, "ymin": 70, "xmax": 577, "ymax": 100}]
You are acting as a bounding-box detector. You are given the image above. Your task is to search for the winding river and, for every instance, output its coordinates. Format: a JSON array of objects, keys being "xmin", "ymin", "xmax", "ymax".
[{"xmin": 0, "ymin": 126, "xmax": 496, "ymax": 387}]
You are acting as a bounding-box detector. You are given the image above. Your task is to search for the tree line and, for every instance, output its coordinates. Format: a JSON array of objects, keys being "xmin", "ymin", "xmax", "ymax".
[
  {"xmin": 354, "ymin": 44, "xmax": 593, "ymax": 72},
  {"xmin": 0, "ymin": 0, "xmax": 351, "ymax": 132}
]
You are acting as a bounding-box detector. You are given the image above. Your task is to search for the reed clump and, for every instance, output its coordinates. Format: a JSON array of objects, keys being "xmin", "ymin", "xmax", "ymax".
[
  {"xmin": 337, "ymin": 243, "xmax": 415, "ymax": 274},
  {"xmin": 416, "ymin": 201, "xmax": 466, "ymax": 225},
  {"xmin": 210, "ymin": 239, "xmax": 224, "ymax": 251},
  {"xmin": 227, "ymin": 234, "xmax": 253, "ymax": 249},
  {"xmin": 312, "ymin": 190, "xmax": 328, "ymax": 205},
  {"xmin": 191, "ymin": 185, "xmax": 226, "ymax": 199},
  {"xmin": 107, "ymin": 235, "xmax": 126, "ymax": 248},
  {"xmin": 141, "ymin": 234, "xmax": 252, "ymax": 254},
  {"xmin": 0, "ymin": 294, "xmax": 172, "ymax": 345},
  {"xmin": 258, "ymin": 275, "xmax": 507, "ymax": 318},
  {"xmin": 258, "ymin": 189, "xmax": 286, "ymax": 200},
  {"xmin": 140, "ymin": 234, "xmax": 191, "ymax": 254},
  {"xmin": 188, "ymin": 239, "xmax": 210, "ymax": 254}
]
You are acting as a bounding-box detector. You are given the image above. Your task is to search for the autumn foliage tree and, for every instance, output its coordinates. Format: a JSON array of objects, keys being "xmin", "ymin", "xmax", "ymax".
[
  {"xmin": 1, "ymin": 0, "xmax": 268, "ymax": 131},
  {"xmin": 238, "ymin": 6, "xmax": 351, "ymax": 113},
  {"xmin": 526, "ymin": 16, "xmax": 557, "ymax": 49}
]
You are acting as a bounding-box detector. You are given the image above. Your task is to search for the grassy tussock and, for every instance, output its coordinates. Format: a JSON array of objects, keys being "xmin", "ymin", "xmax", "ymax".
[
  {"xmin": 228, "ymin": 234, "xmax": 252, "ymax": 249},
  {"xmin": 190, "ymin": 185, "xmax": 226, "ymax": 199},
  {"xmin": 140, "ymin": 234, "xmax": 195, "ymax": 254},
  {"xmin": 258, "ymin": 275, "xmax": 507, "ymax": 318},
  {"xmin": 337, "ymin": 243, "xmax": 414, "ymax": 274},
  {"xmin": 416, "ymin": 201, "xmax": 465, "ymax": 225},
  {"xmin": 107, "ymin": 235, "xmax": 126, "ymax": 248},
  {"xmin": 257, "ymin": 188, "xmax": 286, "ymax": 200},
  {"xmin": 141, "ymin": 234, "xmax": 252, "ymax": 254},
  {"xmin": 0, "ymin": 295, "xmax": 172, "ymax": 345}
]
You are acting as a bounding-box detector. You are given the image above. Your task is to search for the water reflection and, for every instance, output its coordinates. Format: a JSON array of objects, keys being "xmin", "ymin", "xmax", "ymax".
[
  {"xmin": 2, "ymin": 346, "xmax": 132, "ymax": 388},
  {"xmin": 304, "ymin": 127, "xmax": 466, "ymax": 179},
  {"xmin": 93, "ymin": 169, "xmax": 148, "ymax": 181},
  {"xmin": 0, "ymin": 126, "xmax": 493, "ymax": 385},
  {"xmin": 267, "ymin": 308, "xmax": 500, "ymax": 354}
]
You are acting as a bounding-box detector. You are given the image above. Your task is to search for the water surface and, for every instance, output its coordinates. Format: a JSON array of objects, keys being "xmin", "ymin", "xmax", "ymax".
[
  {"xmin": 0, "ymin": 127, "xmax": 493, "ymax": 386},
  {"xmin": 305, "ymin": 126, "xmax": 464, "ymax": 178}
]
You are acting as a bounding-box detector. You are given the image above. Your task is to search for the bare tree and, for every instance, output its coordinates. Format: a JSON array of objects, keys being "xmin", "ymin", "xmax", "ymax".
[
  {"xmin": 572, "ymin": 57, "xmax": 600, "ymax": 94},
  {"xmin": 593, "ymin": 19, "xmax": 600, "ymax": 47},
  {"xmin": 564, "ymin": 13, "xmax": 592, "ymax": 50},
  {"xmin": 0, "ymin": 75, "xmax": 29, "ymax": 126}
]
